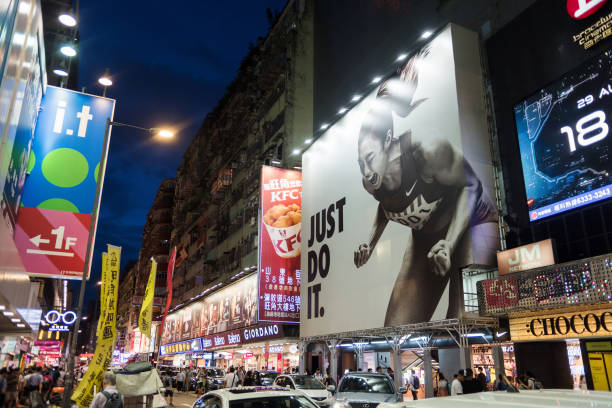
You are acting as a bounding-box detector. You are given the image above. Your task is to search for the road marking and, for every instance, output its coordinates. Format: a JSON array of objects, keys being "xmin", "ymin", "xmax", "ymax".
[{"xmin": 26, "ymin": 249, "xmax": 74, "ymax": 257}]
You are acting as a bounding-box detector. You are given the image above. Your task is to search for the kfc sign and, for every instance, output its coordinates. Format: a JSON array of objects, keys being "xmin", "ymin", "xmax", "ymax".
[
  {"xmin": 567, "ymin": 0, "xmax": 608, "ymax": 19},
  {"xmin": 496, "ymin": 239, "xmax": 556, "ymax": 276}
]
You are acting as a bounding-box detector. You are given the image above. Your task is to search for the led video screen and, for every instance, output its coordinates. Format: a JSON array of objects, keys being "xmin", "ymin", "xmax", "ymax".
[{"xmin": 514, "ymin": 47, "xmax": 612, "ymax": 222}]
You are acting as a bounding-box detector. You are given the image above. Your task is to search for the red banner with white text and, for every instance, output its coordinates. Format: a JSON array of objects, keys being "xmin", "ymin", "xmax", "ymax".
[{"xmin": 258, "ymin": 166, "xmax": 301, "ymax": 323}]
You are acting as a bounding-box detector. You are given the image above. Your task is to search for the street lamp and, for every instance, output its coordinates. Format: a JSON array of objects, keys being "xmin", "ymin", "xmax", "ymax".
[
  {"xmin": 98, "ymin": 69, "xmax": 113, "ymax": 97},
  {"xmin": 58, "ymin": 13, "xmax": 77, "ymax": 27},
  {"xmin": 62, "ymin": 118, "xmax": 175, "ymax": 408},
  {"xmin": 60, "ymin": 45, "xmax": 77, "ymax": 57}
]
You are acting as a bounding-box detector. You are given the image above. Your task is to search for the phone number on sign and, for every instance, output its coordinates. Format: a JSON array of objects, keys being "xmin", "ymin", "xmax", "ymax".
[{"xmin": 554, "ymin": 188, "xmax": 611, "ymax": 212}]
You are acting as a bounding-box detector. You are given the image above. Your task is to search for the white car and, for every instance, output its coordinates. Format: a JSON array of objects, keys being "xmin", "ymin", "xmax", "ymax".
[
  {"xmin": 192, "ymin": 386, "xmax": 321, "ymax": 408},
  {"xmin": 274, "ymin": 374, "xmax": 334, "ymax": 406},
  {"xmin": 377, "ymin": 389, "xmax": 612, "ymax": 408}
]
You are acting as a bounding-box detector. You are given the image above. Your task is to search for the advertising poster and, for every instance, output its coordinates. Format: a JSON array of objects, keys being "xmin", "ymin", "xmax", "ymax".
[
  {"xmin": 13, "ymin": 86, "xmax": 115, "ymax": 279},
  {"xmin": 515, "ymin": 46, "xmax": 612, "ymax": 222},
  {"xmin": 301, "ymin": 25, "xmax": 500, "ymax": 337},
  {"xmin": 258, "ymin": 166, "xmax": 302, "ymax": 323},
  {"xmin": 161, "ymin": 274, "xmax": 257, "ymax": 345}
]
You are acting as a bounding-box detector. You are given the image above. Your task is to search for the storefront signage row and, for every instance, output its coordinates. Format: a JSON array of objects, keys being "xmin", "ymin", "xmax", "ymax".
[
  {"xmin": 510, "ymin": 308, "xmax": 612, "ymax": 341},
  {"xmin": 201, "ymin": 323, "xmax": 284, "ymax": 349},
  {"xmin": 160, "ymin": 323, "xmax": 287, "ymax": 356}
]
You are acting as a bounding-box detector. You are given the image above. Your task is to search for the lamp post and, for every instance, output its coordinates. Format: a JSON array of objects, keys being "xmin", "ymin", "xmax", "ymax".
[{"xmin": 62, "ymin": 119, "xmax": 174, "ymax": 408}]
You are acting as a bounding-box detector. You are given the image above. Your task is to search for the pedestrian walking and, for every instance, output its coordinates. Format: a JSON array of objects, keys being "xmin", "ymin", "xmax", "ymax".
[
  {"xmin": 314, "ymin": 369, "xmax": 324, "ymax": 382},
  {"xmin": 476, "ymin": 367, "xmax": 487, "ymax": 390},
  {"xmin": 437, "ymin": 373, "xmax": 448, "ymax": 397},
  {"xmin": 224, "ymin": 367, "xmax": 240, "ymax": 388},
  {"xmin": 176, "ymin": 370, "xmax": 186, "ymax": 392},
  {"xmin": 5, "ymin": 366, "xmax": 19, "ymax": 408},
  {"xmin": 90, "ymin": 372, "xmax": 123, "ymax": 408},
  {"xmin": 451, "ymin": 372, "xmax": 463, "ymax": 396},
  {"xmin": 407, "ymin": 370, "xmax": 419, "ymax": 400}
]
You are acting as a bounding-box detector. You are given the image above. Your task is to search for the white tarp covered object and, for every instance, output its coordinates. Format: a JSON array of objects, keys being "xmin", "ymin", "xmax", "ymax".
[{"xmin": 114, "ymin": 363, "xmax": 163, "ymax": 397}]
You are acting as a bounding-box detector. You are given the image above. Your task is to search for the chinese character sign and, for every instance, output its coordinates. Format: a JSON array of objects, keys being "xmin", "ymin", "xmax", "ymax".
[
  {"xmin": 14, "ymin": 86, "xmax": 115, "ymax": 279},
  {"xmin": 258, "ymin": 166, "xmax": 301, "ymax": 323}
]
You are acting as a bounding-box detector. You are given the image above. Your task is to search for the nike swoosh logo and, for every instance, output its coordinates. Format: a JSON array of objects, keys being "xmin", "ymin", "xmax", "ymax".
[
  {"xmin": 495, "ymin": 331, "xmax": 507, "ymax": 337},
  {"xmin": 405, "ymin": 180, "xmax": 417, "ymax": 197}
]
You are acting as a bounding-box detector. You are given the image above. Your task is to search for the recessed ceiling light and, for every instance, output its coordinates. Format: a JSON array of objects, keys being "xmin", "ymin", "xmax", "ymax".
[
  {"xmin": 53, "ymin": 68, "xmax": 68, "ymax": 77},
  {"xmin": 351, "ymin": 95, "xmax": 361, "ymax": 102},
  {"xmin": 3, "ymin": 311, "xmax": 14, "ymax": 316},
  {"xmin": 372, "ymin": 76, "xmax": 382, "ymax": 84},
  {"xmin": 320, "ymin": 123, "xmax": 329, "ymax": 130},
  {"xmin": 16, "ymin": 324, "xmax": 25, "ymax": 328},
  {"xmin": 396, "ymin": 53, "xmax": 407, "ymax": 62},
  {"xmin": 421, "ymin": 30, "xmax": 432, "ymax": 39},
  {"xmin": 292, "ymin": 149, "xmax": 301, "ymax": 155},
  {"xmin": 304, "ymin": 139, "xmax": 312, "ymax": 144},
  {"xmin": 10, "ymin": 318, "xmax": 20, "ymax": 323},
  {"xmin": 338, "ymin": 107, "xmax": 347, "ymax": 114},
  {"xmin": 0, "ymin": 305, "xmax": 5, "ymax": 311}
]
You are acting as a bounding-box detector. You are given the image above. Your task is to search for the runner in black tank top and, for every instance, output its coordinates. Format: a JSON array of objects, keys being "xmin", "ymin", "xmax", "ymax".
[{"xmin": 354, "ymin": 49, "xmax": 499, "ymax": 325}]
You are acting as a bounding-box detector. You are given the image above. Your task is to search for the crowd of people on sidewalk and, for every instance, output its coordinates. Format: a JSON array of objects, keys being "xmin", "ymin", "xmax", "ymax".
[{"xmin": 0, "ymin": 364, "xmax": 67, "ymax": 408}]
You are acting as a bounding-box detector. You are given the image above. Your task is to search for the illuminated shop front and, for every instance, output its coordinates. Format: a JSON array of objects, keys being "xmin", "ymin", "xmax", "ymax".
[{"xmin": 478, "ymin": 252, "xmax": 612, "ymax": 390}]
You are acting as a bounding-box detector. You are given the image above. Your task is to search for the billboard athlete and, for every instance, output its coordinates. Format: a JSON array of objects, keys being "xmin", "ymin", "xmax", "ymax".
[{"xmin": 354, "ymin": 49, "xmax": 498, "ymax": 325}]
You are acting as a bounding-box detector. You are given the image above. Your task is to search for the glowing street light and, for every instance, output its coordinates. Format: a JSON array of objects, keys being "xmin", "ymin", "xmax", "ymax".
[
  {"xmin": 98, "ymin": 76, "xmax": 112, "ymax": 87},
  {"xmin": 60, "ymin": 45, "xmax": 77, "ymax": 57},
  {"xmin": 156, "ymin": 129, "xmax": 174, "ymax": 139},
  {"xmin": 58, "ymin": 13, "xmax": 77, "ymax": 27},
  {"xmin": 98, "ymin": 68, "xmax": 113, "ymax": 97}
]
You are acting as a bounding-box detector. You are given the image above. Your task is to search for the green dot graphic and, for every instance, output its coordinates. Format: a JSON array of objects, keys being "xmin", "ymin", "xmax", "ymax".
[
  {"xmin": 37, "ymin": 198, "xmax": 79, "ymax": 212},
  {"xmin": 41, "ymin": 148, "xmax": 88, "ymax": 187},
  {"xmin": 94, "ymin": 162, "xmax": 100, "ymax": 183},
  {"xmin": 27, "ymin": 150, "xmax": 35, "ymax": 174}
]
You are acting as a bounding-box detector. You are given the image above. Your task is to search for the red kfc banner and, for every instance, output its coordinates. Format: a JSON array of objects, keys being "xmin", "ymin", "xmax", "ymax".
[
  {"xmin": 258, "ymin": 166, "xmax": 302, "ymax": 323},
  {"xmin": 160, "ymin": 247, "xmax": 177, "ymax": 336}
]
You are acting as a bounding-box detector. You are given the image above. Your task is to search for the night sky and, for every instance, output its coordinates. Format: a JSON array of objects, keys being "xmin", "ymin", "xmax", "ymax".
[{"xmin": 74, "ymin": 0, "xmax": 287, "ymax": 305}]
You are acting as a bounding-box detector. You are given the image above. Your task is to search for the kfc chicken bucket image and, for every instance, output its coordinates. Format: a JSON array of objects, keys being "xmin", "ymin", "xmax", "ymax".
[{"xmin": 263, "ymin": 203, "xmax": 301, "ymax": 258}]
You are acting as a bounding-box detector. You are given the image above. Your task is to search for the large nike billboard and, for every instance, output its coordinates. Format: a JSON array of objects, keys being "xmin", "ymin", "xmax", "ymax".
[{"xmin": 300, "ymin": 25, "xmax": 500, "ymax": 337}]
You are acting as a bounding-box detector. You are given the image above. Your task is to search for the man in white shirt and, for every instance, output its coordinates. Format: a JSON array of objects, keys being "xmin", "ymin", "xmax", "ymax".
[
  {"xmin": 451, "ymin": 371, "xmax": 464, "ymax": 396},
  {"xmin": 176, "ymin": 370, "xmax": 186, "ymax": 392},
  {"xmin": 224, "ymin": 367, "xmax": 239, "ymax": 388}
]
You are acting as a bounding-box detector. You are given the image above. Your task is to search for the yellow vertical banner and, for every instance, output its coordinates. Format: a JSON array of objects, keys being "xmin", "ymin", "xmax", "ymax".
[
  {"xmin": 96, "ymin": 252, "xmax": 108, "ymax": 338},
  {"xmin": 139, "ymin": 257, "xmax": 157, "ymax": 339},
  {"xmin": 72, "ymin": 245, "xmax": 121, "ymax": 407}
]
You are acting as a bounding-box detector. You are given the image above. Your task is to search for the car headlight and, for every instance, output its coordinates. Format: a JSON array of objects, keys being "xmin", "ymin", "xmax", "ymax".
[{"xmin": 333, "ymin": 401, "xmax": 349, "ymax": 408}]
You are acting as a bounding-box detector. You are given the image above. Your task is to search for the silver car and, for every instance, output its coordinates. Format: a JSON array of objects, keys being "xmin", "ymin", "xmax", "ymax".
[{"xmin": 333, "ymin": 373, "xmax": 406, "ymax": 408}]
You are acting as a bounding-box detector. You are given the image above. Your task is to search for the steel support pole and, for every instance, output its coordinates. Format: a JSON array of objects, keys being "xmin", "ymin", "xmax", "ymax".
[
  {"xmin": 354, "ymin": 342, "xmax": 364, "ymax": 371},
  {"xmin": 423, "ymin": 348, "xmax": 434, "ymax": 399},
  {"xmin": 391, "ymin": 337, "xmax": 403, "ymax": 390},
  {"xmin": 492, "ymin": 344, "xmax": 505, "ymax": 379},
  {"xmin": 298, "ymin": 341, "xmax": 307, "ymax": 374},
  {"xmin": 62, "ymin": 118, "xmax": 111, "ymax": 408},
  {"xmin": 327, "ymin": 339, "xmax": 338, "ymax": 386}
]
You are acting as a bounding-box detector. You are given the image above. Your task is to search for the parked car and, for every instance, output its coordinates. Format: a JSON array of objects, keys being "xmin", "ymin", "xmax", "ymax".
[
  {"xmin": 255, "ymin": 370, "xmax": 280, "ymax": 386},
  {"xmin": 192, "ymin": 386, "xmax": 320, "ymax": 408},
  {"xmin": 206, "ymin": 368, "xmax": 227, "ymax": 391},
  {"xmin": 334, "ymin": 372, "xmax": 406, "ymax": 408},
  {"xmin": 274, "ymin": 374, "xmax": 334, "ymax": 406},
  {"xmin": 376, "ymin": 389, "xmax": 612, "ymax": 408}
]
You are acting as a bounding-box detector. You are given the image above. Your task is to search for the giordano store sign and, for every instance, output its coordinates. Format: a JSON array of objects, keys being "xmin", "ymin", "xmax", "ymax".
[{"xmin": 510, "ymin": 307, "xmax": 612, "ymax": 341}]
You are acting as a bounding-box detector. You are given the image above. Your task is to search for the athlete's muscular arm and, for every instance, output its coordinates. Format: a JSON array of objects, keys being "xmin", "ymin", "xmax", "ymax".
[
  {"xmin": 354, "ymin": 204, "xmax": 389, "ymax": 268},
  {"xmin": 417, "ymin": 139, "xmax": 478, "ymax": 276}
]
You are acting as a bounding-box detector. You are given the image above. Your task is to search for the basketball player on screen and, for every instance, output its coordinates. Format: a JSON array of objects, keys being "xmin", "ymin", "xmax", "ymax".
[{"xmin": 354, "ymin": 48, "xmax": 498, "ymax": 325}]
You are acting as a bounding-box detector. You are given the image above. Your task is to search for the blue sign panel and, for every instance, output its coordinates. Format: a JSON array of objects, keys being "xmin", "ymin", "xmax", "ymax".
[{"xmin": 20, "ymin": 86, "xmax": 115, "ymax": 213}]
